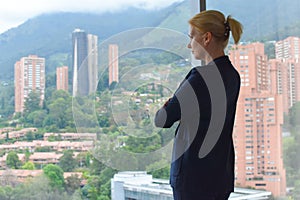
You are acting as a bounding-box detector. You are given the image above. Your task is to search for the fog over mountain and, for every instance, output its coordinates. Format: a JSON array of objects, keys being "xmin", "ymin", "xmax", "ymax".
[{"xmin": 0, "ymin": 0, "xmax": 300, "ymax": 80}]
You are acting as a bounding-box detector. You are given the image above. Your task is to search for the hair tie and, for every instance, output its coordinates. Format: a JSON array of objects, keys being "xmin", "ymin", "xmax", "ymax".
[{"xmin": 224, "ymin": 21, "xmax": 231, "ymax": 37}]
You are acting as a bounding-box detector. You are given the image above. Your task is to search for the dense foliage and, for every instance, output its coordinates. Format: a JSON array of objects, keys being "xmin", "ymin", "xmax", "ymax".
[{"xmin": 283, "ymin": 102, "xmax": 300, "ymax": 199}]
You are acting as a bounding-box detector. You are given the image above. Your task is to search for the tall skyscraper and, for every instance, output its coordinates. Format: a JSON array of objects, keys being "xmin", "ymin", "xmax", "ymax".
[
  {"xmin": 14, "ymin": 55, "xmax": 45, "ymax": 113},
  {"xmin": 72, "ymin": 29, "xmax": 98, "ymax": 96},
  {"xmin": 56, "ymin": 66, "xmax": 68, "ymax": 92},
  {"xmin": 229, "ymin": 43, "xmax": 286, "ymax": 197},
  {"xmin": 87, "ymin": 34, "xmax": 98, "ymax": 93},
  {"xmin": 108, "ymin": 44, "xmax": 119, "ymax": 86}
]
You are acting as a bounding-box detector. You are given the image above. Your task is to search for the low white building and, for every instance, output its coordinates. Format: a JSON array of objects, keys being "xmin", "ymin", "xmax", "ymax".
[{"xmin": 111, "ymin": 171, "xmax": 272, "ymax": 200}]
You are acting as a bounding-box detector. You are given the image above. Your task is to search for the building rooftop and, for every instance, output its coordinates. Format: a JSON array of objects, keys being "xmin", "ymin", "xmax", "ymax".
[
  {"xmin": 111, "ymin": 171, "xmax": 272, "ymax": 200},
  {"xmin": 73, "ymin": 28, "xmax": 85, "ymax": 33}
]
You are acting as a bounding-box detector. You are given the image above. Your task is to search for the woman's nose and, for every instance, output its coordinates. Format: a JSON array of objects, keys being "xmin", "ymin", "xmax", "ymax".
[{"xmin": 187, "ymin": 42, "xmax": 191, "ymax": 49}]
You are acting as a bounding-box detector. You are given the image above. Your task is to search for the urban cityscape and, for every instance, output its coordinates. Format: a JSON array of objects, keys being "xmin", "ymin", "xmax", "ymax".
[
  {"xmin": 1, "ymin": 26, "xmax": 300, "ymax": 199},
  {"xmin": 1, "ymin": 1, "xmax": 300, "ymax": 199}
]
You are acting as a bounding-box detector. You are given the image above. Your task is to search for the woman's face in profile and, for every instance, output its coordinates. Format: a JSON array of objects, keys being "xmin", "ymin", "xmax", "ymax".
[{"xmin": 187, "ymin": 26, "xmax": 207, "ymax": 60}]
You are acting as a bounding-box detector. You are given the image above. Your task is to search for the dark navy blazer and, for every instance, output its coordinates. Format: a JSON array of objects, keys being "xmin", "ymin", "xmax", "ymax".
[{"xmin": 155, "ymin": 56, "xmax": 240, "ymax": 198}]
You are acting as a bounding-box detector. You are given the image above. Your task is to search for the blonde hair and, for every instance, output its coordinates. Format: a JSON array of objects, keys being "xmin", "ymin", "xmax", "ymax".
[{"xmin": 189, "ymin": 10, "xmax": 243, "ymax": 49}]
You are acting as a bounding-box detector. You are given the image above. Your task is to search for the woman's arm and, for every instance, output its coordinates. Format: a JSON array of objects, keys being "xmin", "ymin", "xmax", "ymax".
[{"xmin": 154, "ymin": 95, "xmax": 181, "ymax": 128}]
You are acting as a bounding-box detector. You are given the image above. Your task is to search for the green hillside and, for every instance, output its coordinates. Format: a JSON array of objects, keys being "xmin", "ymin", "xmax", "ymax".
[{"xmin": 0, "ymin": 7, "xmax": 175, "ymax": 80}]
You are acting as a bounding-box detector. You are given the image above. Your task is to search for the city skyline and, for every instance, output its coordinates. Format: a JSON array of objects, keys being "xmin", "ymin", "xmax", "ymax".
[
  {"xmin": 1, "ymin": 0, "xmax": 299, "ymax": 198},
  {"xmin": 9, "ymin": 35, "xmax": 300, "ymax": 198}
]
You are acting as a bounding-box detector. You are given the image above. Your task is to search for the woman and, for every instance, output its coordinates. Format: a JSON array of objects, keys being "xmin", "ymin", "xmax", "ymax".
[{"xmin": 155, "ymin": 10, "xmax": 243, "ymax": 200}]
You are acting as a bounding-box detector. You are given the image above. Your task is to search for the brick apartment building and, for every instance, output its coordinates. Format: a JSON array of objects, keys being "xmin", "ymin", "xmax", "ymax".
[
  {"xmin": 14, "ymin": 55, "xmax": 45, "ymax": 113},
  {"xmin": 271, "ymin": 36, "xmax": 300, "ymax": 114},
  {"xmin": 229, "ymin": 42, "xmax": 286, "ymax": 197},
  {"xmin": 108, "ymin": 44, "xmax": 119, "ymax": 86},
  {"xmin": 56, "ymin": 66, "xmax": 69, "ymax": 92},
  {"xmin": 43, "ymin": 132, "xmax": 97, "ymax": 141},
  {"xmin": 0, "ymin": 128, "xmax": 37, "ymax": 140},
  {"xmin": 0, "ymin": 140, "xmax": 94, "ymax": 153},
  {"xmin": 0, "ymin": 170, "xmax": 84, "ymax": 184}
]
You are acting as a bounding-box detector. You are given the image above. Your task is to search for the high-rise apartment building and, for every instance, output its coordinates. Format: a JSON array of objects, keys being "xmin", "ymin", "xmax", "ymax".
[
  {"xmin": 14, "ymin": 55, "xmax": 45, "ymax": 113},
  {"xmin": 269, "ymin": 59, "xmax": 300, "ymax": 114},
  {"xmin": 229, "ymin": 42, "xmax": 286, "ymax": 197},
  {"xmin": 275, "ymin": 36, "xmax": 300, "ymax": 60},
  {"xmin": 272, "ymin": 36, "xmax": 300, "ymax": 113},
  {"xmin": 72, "ymin": 29, "xmax": 98, "ymax": 96},
  {"xmin": 108, "ymin": 44, "xmax": 119, "ymax": 86},
  {"xmin": 56, "ymin": 66, "xmax": 68, "ymax": 91}
]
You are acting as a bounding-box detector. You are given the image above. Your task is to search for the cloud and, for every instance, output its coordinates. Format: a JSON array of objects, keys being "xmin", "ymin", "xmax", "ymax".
[{"xmin": 0, "ymin": 0, "xmax": 184, "ymax": 33}]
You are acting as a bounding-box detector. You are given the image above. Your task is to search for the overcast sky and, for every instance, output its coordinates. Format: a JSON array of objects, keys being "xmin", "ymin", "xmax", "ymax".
[{"xmin": 0, "ymin": 0, "xmax": 184, "ymax": 34}]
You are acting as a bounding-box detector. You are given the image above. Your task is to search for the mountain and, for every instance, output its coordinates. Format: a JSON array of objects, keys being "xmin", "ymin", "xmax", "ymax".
[
  {"xmin": 1, "ymin": 0, "xmax": 300, "ymax": 80},
  {"xmin": 0, "ymin": 5, "xmax": 176, "ymax": 80},
  {"xmin": 159, "ymin": 0, "xmax": 300, "ymax": 41},
  {"xmin": 207, "ymin": 0, "xmax": 300, "ymax": 41}
]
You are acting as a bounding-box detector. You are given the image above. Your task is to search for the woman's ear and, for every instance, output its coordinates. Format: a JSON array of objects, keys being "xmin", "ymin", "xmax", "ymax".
[{"xmin": 204, "ymin": 32, "xmax": 212, "ymax": 46}]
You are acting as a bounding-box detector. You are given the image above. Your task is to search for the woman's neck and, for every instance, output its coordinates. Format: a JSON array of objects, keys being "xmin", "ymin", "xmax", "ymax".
[{"xmin": 203, "ymin": 50, "xmax": 225, "ymax": 64}]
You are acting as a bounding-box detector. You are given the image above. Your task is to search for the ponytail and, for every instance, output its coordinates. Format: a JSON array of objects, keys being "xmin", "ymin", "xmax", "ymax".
[
  {"xmin": 226, "ymin": 15, "xmax": 243, "ymax": 45},
  {"xmin": 189, "ymin": 10, "xmax": 243, "ymax": 48}
]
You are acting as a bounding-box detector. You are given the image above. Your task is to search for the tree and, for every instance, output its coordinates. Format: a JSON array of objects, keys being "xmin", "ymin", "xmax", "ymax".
[
  {"xmin": 109, "ymin": 81, "xmax": 117, "ymax": 90},
  {"xmin": 89, "ymin": 156, "xmax": 106, "ymax": 176},
  {"xmin": 5, "ymin": 132, "xmax": 9, "ymax": 142},
  {"xmin": 6, "ymin": 151, "xmax": 21, "ymax": 169},
  {"xmin": 124, "ymin": 134, "xmax": 161, "ymax": 153},
  {"xmin": 0, "ymin": 186, "xmax": 15, "ymax": 200},
  {"xmin": 84, "ymin": 167, "xmax": 116, "ymax": 200},
  {"xmin": 46, "ymin": 97, "xmax": 73, "ymax": 129},
  {"xmin": 43, "ymin": 164, "xmax": 65, "ymax": 189},
  {"xmin": 35, "ymin": 146, "xmax": 52, "ymax": 152},
  {"xmin": 76, "ymin": 152, "xmax": 91, "ymax": 168},
  {"xmin": 48, "ymin": 90, "xmax": 70, "ymax": 102},
  {"xmin": 283, "ymin": 137, "xmax": 299, "ymax": 186},
  {"xmin": 284, "ymin": 101, "xmax": 300, "ymax": 196},
  {"xmin": 14, "ymin": 174, "xmax": 72, "ymax": 200},
  {"xmin": 25, "ymin": 131, "xmax": 35, "ymax": 141},
  {"xmin": 97, "ymin": 73, "xmax": 109, "ymax": 92},
  {"xmin": 0, "ymin": 83, "xmax": 15, "ymax": 118},
  {"xmin": 58, "ymin": 150, "xmax": 77, "ymax": 172},
  {"xmin": 0, "ymin": 170, "xmax": 18, "ymax": 187},
  {"xmin": 289, "ymin": 102, "xmax": 300, "ymax": 129},
  {"xmin": 24, "ymin": 91, "xmax": 42, "ymax": 117},
  {"xmin": 98, "ymin": 114, "xmax": 110, "ymax": 127},
  {"xmin": 147, "ymin": 159, "xmax": 170, "ymax": 179},
  {"xmin": 293, "ymin": 180, "xmax": 300, "ymax": 199},
  {"xmin": 96, "ymin": 167, "xmax": 116, "ymax": 199},
  {"xmin": 21, "ymin": 161, "xmax": 35, "ymax": 170},
  {"xmin": 26, "ymin": 110, "xmax": 47, "ymax": 127},
  {"xmin": 65, "ymin": 174, "xmax": 81, "ymax": 195},
  {"xmin": 25, "ymin": 149, "xmax": 31, "ymax": 162}
]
